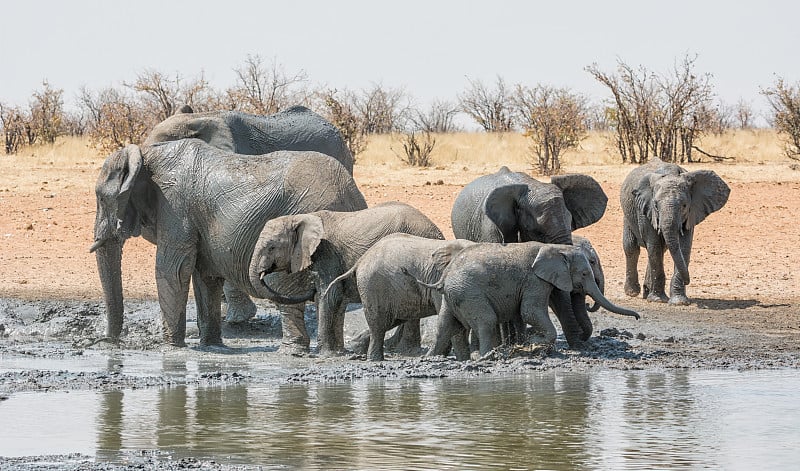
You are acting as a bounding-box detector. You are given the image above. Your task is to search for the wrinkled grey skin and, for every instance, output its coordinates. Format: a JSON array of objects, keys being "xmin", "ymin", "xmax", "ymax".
[
  {"xmin": 91, "ymin": 139, "xmax": 366, "ymax": 347},
  {"xmin": 450, "ymin": 166, "xmax": 609, "ymax": 346},
  {"xmin": 144, "ymin": 105, "xmax": 355, "ymax": 324},
  {"xmin": 421, "ymin": 242, "xmax": 639, "ymax": 359},
  {"xmin": 248, "ymin": 202, "xmax": 444, "ymax": 355},
  {"xmin": 324, "ymin": 234, "xmax": 476, "ymax": 361},
  {"xmin": 620, "ymin": 158, "xmax": 730, "ymax": 305},
  {"xmin": 144, "ymin": 105, "xmax": 353, "ymax": 173}
]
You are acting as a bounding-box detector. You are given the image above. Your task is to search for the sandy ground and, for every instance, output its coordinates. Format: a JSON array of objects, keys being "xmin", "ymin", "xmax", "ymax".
[{"xmin": 1, "ymin": 154, "xmax": 799, "ymax": 469}]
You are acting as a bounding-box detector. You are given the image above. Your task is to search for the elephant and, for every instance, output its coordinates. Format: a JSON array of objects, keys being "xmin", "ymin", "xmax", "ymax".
[
  {"xmin": 322, "ymin": 233, "xmax": 476, "ymax": 361},
  {"xmin": 247, "ymin": 202, "xmax": 444, "ymax": 355},
  {"xmin": 144, "ymin": 105, "xmax": 353, "ymax": 173},
  {"xmin": 144, "ymin": 105, "xmax": 355, "ymax": 323},
  {"xmin": 620, "ymin": 157, "xmax": 730, "ymax": 305},
  {"xmin": 450, "ymin": 166, "xmax": 609, "ymax": 346},
  {"xmin": 90, "ymin": 139, "xmax": 367, "ymax": 348},
  {"xmin": 418, "ymin": 242, "xmax": 640, "ymax": 359}
]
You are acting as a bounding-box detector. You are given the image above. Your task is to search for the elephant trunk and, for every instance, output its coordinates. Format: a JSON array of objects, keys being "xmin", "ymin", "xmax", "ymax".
[
  {"xmin": 584, "ymin": 278, "xmax": 640, "ymax": 320},
  {"xmin": 586, "ymin": 266, "xmax": 605, "ymax": 312},
  {"xmin": 662, "ymin": 214, "xmax": 690, "ymax": 285},
  {"xmin": 254, "ymin": 272, "xmax": 316, "ymax": 305},
  {"xmin": 95, "ymin": 238, "xmax": 124, "ymax": 339}
]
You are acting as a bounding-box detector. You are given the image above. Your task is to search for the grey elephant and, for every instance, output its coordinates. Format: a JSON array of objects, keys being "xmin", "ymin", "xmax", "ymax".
[
  {"xmin": 323, "ymin": 233, "xmax": 476, "ymax": 361},
  {"xmin": 144, "ymin": 105, "xmax": 355, "ymax": 323},
  {"xmin": 450, "ymin": 166, "xmax": 609, "ymax": 346},
  {"xmin": 247, "ymin": 202, "xmax": 444, "ymax": 355},
  {"xmin": 90, "ymin": 139, "xmax": 366, "ymax": 347},
  {"xmin": 620, "ymin": 157, "xmax": 730, "ymax": 305},
  {"xmin": 419, "ymin": 242, "xmax": 639, "ymax": 359}
]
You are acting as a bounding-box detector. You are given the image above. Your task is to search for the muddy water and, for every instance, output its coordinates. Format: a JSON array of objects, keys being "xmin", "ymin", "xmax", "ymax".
[{"xmin": 1, "ymin": 368, "xmax": 798, "ymax": 469}]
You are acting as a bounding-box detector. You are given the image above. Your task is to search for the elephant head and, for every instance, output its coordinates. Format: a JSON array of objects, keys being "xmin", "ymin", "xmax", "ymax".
[
  {"xmin": 634, "ymin": 169, "xmax": 730, "ymax": 285},
  {"xmin": 483, "ymin": 172, "xmax": 608, "ymax": 244},
  {"xmin": 143, "ymin": 109, "xmax": 235, "ymax": 152},
  {"xmin": 248, "ymin": 214, "xmax": 324, "ymax": 302},
  {"xmin": 90, "ymin": 145, "xmax": 150, "ymax": 339},
  {"xmin": 532, "ymin": 245, "xmax": 639, "ymax": 320}
]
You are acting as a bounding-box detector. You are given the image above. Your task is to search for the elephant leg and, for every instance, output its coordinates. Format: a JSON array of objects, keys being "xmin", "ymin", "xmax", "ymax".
[
  {"xmin": 278, "ymin": 303, "xmax": 309, "ymax": 354},
  {"xmin": 384, "ymin": 320, "xmax": 423, "ymax": 355},
  {"xmin": 622, "ymin": 224, "xmax": 641, "ymax": 297},
  {"xmin": 522, "ymin": 295, "xmax": 557, "ymax": 348},
  {"xmin": 644, "ymin": 241, "xmax": 668, "ymax": 302},
  {"xmin": 367, "ymin": 318, "xmax": 402, "ymax": 361},
  {"xmin": 222, "ymin": 282, "xmax": 257, "ymax": 323},
  {"xmin": 193, "ymin": 272, "xmax": 224, "ymax": 346},
  {"xmin": 476, "ymin": 321, "xmax": 499, "ymax": 357},
  {"xmin": 571, "ymin": 292, "xmax": 593, "ymax": 342},
  {"xmin": 669, "ymin": 232, "xmax": 693, "ymax": 305},
  {"xmin": 317, "ymin": 283, "xmax": 345, "ymax": 355},
  {"xmin": 429, "ymin": 299, "xmax": 461, "ymax": 357},
  {"xmin": 347, "ymin": 328, "xmax": 371, "ymax": 355},
  {"xmin": 549, "ymin": 290, "xmax": 585, "ymax": 348},
  {"xmin": 450, "ymin": 330, "xmax": 471, "ymax": 361},
  {"xmin": 155, "ymin": 246, "xmax": 195, "ymax": 347}
]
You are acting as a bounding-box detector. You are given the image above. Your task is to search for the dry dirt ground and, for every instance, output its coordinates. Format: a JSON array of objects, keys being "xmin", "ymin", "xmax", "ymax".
[{"xmin": 1, "ymin": 157, "xmax": 799, "ymax": 376}]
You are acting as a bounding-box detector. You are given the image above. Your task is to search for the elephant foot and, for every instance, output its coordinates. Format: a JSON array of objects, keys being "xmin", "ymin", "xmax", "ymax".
[
  {"xmin": 668, "ymin": 294, "xmax": 691, "ymax": 306},
  {"xmin": 163, "ymin": 335, "xmax": 187, "ymax": 348},
  {"xmin": 624, "ymin": 282, "xmax": 641, "ymax": 297},
  {"xmin": 346, "ymin": 329, "xmax": 371, "ymax": 355},
  {"xmin": 279, "ymin": 341, "xmax": 310, "ymax": 356},
  {"xmin": 223, "ymin": 299, "xmax": 258, "ymax": 323},
  {"xmin": 646, "ymin": 292, "xmax": 669, "ymax": 303}
]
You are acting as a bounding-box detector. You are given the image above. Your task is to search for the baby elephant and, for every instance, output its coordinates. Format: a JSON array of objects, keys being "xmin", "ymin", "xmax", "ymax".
[
  {"xmin": 324, "ymin": 233, "xmax": 476, "ymax": 361},
  {"xmin": 422, "ymin": 242, "xmax": 640, "ymax": 359},
  {"xmin": 248, "ymin": 202, "xmax": 443, "ymax": 355}
]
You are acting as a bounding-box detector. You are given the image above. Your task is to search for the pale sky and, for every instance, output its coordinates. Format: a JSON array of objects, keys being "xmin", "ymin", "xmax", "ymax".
[{"xmin": 1, "ymin": 0, "xmax": 798, "ymax": 119}]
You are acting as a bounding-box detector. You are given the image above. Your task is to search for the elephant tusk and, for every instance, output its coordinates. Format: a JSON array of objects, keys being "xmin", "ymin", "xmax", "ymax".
[{"xmin": 89, "ymin": 239, "xmax": 106, "ymax": 253}]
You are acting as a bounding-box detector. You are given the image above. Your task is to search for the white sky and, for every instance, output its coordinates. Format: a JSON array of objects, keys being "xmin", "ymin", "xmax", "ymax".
[{"xmin": 1, "ymin": 0, "xmax": 798, "ymax": 118}]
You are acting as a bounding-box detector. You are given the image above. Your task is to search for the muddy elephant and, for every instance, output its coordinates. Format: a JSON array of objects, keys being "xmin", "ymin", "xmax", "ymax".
[
  {"xmin": 247, "ymin": 202, "xmax": 444, "ymax": 355},
  {"xmin": 144, "ymin": 105, "xmax": 355, "ymax": 323},
  {"xmin": 420, "ymin": 242, "xmax": 639, "ymax": 359},
  {"xmin": 450, "ymin": 166, "xmax": 609, "ymax": 346},
  {"xmin": 323, "ymin": 233, "xmax": 476, "ymax": 361},
  {"xmin": 620, "ymin": 157, "xmax": 730, "ymax": 305},
  {"xmin": 91, "ymin": 139, "xmax": 366, "ymax": 347}
]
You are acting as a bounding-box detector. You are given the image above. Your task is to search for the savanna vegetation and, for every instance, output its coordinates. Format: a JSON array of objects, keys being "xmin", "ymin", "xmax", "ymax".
[{"xmin": 1, "ymin": 54, "xmax": 798, "ymax": 173}]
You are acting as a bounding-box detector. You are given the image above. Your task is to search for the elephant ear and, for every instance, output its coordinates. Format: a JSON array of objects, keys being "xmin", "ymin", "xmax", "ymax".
[
  {"xmin": 290, "ymin": 215, "xmax": 325, "ymax": 273},
  {"xmin": 632, "ymin": 174, "xmax": 663, "ymax": 229},
  {"xmin": 532, "ymin": 245, "xmax": 573, "ymax": 293},
  {"xmin": 684, "ymin": 170, "xmax": 731, "ymax": 230},
  {"xmin": 550, "ymin": 174, "xmax": 608, "ymax": 230},
  {"xmin": 484, "ymin": 184, "xmax": 528, "ymax": 242}
]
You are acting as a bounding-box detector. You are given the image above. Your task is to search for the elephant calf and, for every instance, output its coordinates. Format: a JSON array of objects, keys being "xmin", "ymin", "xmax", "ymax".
[
  {"xmin": 620, "ymin": 157, "xmax": 730, "ymax": 305},
  {"xmin": 323, "ymin": 233, "xmax": 476, "ymax": 361},
  {"xmin": 419, "ymin": 242, "xmax": 640, "ymax": 359},
  {"xmin": 248, "ymin": 202, "xmax": 444, "ymax": 355}
]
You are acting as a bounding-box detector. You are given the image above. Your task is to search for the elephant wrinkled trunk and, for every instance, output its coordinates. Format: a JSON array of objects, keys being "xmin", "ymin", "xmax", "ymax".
[
  {"xmin": 584, "ymin": 279, "xmax": 640, "ymax": 320},
  {"xmin": 662, "ymin": 218, "xmax": 690, "ymax": 286},
  {"xmin": 95, "ymin": 239, "xmax": 124, "ymax": 339}
]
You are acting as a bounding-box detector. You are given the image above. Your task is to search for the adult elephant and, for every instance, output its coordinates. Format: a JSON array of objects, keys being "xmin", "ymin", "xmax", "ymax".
[
  {"xmin": 450, "ymin": 166, "xmax": 608, "ymax": 347},
  {"xmin": 143, "ymin": 105, "xmax": 354, "ymax": 323},
  {"xmin": 144, "ymin": 105, "xmax": 353, "ymax": 173},
  {"xmin": 620, "ymin": 157, "xmax": 730, "ymax": 305},
  {"xmin": 90, "ymin": 139, "xmax": 366, "ymax": 348}
]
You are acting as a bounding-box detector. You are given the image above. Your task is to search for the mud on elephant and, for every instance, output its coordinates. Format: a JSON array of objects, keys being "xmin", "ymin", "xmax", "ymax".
[
  {"xmin": 419, "ymin": 242, "xmax": 639, "ymax": 359},
  {"xmin": 620, "ymin": 157, "xmax": 730, "ymax": 305},
  {"xmin": 247, "ymin": 202, "xmax": 444, "ymax": 355},
  {"xmin": 91, "ymin": 139, "xmax": 366, "ymax": 347}
]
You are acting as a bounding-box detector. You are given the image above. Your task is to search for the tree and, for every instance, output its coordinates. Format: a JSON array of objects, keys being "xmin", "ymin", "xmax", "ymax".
[
  {"xmin": 354, "ymin": 82, "xmax": 410, "ymax": 134},
  {"xmin": 762, "ymin": 77, "xmax": 800, "ymax": 160},
  {"xmin": 735, "ymin": 98, "xmax": 755, "ymax": 129},
  {"xmin": 29, "ymin": 80, "xmax": 65, "ymax": 144},
  {"xmin": 0, "ymin": 102, "xmax": 26, "ymax": 154},
  {"xmin": 128, "ymin": 69, "xmax": 212, "ymax": 122},
  {"xmin": 513, "ymin": 84, "xmax": 588, "ymax": 175},
  {"xmin": 227, "ymin": 55, "xmax": 309, "ymax": 114},
  {"xmin": 410, "ymin": 99, "xmax": 460, "ymax": 133},
  {"xmin": 316, "ymin": 88, "xmax": 367, "ymax": 159},
  {"xmin": 586, "ymin": 55, "xmax": 714, "ymax": 163},
  {"xmin": 79, "ymin": 86, "xmax": 150, "ymax": 152},
  {"xmin": 393, "ymin": 130, "xmax": 436, "ymax": 167},
  {"xmin": 458, "ymin": 76, "xmax": 514, "ymax": 132}
]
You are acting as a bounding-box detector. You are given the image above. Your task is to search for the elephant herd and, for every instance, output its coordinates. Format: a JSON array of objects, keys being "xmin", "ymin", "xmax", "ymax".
[{"xmin": 91, "ymin": 106, "xmax": 730, "ymax": 361}]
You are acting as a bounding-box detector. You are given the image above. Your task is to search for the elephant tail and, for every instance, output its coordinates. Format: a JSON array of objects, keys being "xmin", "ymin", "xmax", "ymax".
[
  {"xmin": 321, "ymin": 264, "xmax": 358, "ymax": 301},
  {"xmin": 403, "ymin": 267, "xmax": 444, "ymax": 292}
]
